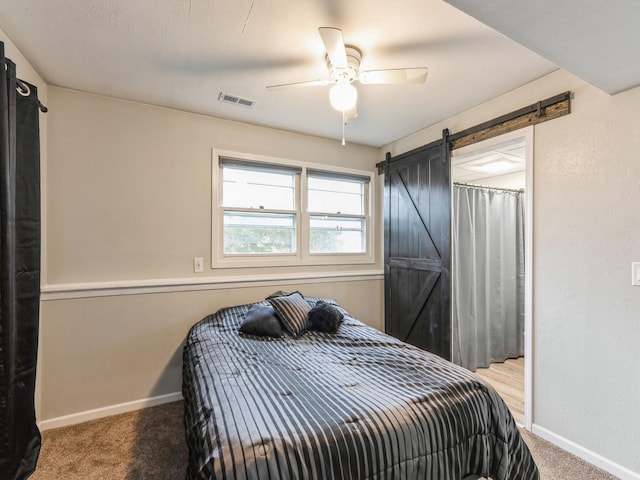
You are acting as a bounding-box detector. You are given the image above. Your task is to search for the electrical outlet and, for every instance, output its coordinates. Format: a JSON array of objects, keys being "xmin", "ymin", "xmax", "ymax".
[
  {"xmin": 194, "ymin": 257, "xmax": 204, "ymax": 273},
  {"xmin": 632, "ymin": 262, "xmax": 640, "ymax": 286}
]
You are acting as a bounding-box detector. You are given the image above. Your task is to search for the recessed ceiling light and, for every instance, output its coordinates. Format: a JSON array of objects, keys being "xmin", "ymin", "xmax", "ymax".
[
  {"xmin": 465, "ymin": 159, "xmax": 518, "ymax": 174},
  {"xmin": 456, "ymin": 150, "xmax": 524, "ymax": 175}
]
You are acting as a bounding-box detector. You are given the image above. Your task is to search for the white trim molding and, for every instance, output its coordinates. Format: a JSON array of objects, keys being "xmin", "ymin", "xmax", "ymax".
[
  {"xmin": 451, "ymin": 126, "xmax": 535, "ymax": 430},
  {"xmin": 40, "ymin": 270, "xmax": 384, "ymax": 301},
  {"xmin": 532, "ymin": 424, "xmax": 640, "ymax": 480},
  {"xmin": 211, "ymin": 148, "xmax": 377, "ymax": 270},
  {"xmin": 38, "ymin": 391, "xmax": 183, "ymax": 431}
]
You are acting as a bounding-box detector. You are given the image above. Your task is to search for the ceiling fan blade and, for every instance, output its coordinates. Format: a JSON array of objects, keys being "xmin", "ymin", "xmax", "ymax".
[
  {"xmin": 359, "ymin": 67, "xmax": 428, "ymax": 85},
  {"xmin": 318, "ymin": 27, "xmax": 347, "ymax": 68},
  {"xmin": 266, "ymin": 79, "xmax": 332, "ymax": 91}
]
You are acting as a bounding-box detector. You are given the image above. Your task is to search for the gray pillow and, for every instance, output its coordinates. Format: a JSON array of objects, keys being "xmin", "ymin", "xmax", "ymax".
[
  {"xmin": 238, "ymin": 304, "xmax": 283, "ymax": 338},
  {"xmin": 308, "ymin": 301, "xmax": 344, "ymax": 334},
  {"xmin": 267, "ymin": 291, "xmax": 312, "ymax": 337}
]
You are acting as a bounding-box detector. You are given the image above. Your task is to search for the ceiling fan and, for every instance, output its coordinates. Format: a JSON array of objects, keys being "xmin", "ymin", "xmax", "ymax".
[{"xmin": 267, "ymin": 27, "xmax": 428, "ymax": 145}]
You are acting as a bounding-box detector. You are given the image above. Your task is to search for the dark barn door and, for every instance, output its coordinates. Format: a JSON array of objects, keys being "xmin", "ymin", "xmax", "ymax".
[{"xmin": 383, "ymin": 131, "xmax": 451, "ymax": 359}]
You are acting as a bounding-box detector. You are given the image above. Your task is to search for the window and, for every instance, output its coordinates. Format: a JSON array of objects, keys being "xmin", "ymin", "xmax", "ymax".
[
  {"xmin": 214, "ymin": 153, "xmax": 373, "ymax": 268},
  {"xmin": 308, "ymin": 171, "xmax": 367, "ymax": 254},
  {"xmin": 221, "ymin": 160, "xmax": 299, "ymax": 255}
]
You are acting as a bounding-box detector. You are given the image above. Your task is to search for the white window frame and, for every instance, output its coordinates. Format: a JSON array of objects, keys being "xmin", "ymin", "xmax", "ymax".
[{"xmin": 211, "ymin": 149, "xmax": 375, "ymax": 269}]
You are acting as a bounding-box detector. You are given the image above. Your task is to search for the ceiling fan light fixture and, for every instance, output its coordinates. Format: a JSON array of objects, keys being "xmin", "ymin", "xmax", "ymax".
[{"xmin": 329, "ymin": 81, "xmax": 357, "ymax": 112}]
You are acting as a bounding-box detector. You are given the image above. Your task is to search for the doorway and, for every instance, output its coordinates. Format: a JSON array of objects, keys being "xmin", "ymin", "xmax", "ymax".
[{"xmin": 451, "ymin": 127, "xmax": 534, "ymax": 429}]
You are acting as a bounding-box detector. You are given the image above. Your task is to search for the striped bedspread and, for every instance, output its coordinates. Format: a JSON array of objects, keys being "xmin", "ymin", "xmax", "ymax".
[{"xmin": 182, "ymin": 298, "xmax": 539, "ymax": 480}]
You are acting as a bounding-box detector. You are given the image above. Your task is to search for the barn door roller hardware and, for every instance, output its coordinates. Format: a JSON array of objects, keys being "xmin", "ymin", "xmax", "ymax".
[{"xmin": 448, "ymin": 91, "xmax": 571, "ymax": 150}]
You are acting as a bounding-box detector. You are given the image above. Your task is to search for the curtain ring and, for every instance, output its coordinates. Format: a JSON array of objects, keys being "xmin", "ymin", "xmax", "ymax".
[{"xmin": 16, "ymin": 79, "xmax": 31, "ymax": 97}]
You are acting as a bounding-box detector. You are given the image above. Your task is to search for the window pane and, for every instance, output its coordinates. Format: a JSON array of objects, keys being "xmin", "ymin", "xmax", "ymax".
[
  {"xmin": 223, "ymin": 166, "xmax": 295, "ymax": 210},
  {"xmin": 224, "ymin": 212, "xmax": 296, "ymax": 254},
  {"xmin": 308, "ymin": 177, "xmax": 363, "ymax": 215},
  {"xmin": 310, "ymin": 216, "xmax": 365, "ymax": 253}
]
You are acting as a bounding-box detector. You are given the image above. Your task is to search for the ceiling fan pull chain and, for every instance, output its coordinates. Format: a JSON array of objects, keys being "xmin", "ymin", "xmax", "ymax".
[{"xmin": 342, "ymin": 111, "xmax": 346, "ymax": 146}]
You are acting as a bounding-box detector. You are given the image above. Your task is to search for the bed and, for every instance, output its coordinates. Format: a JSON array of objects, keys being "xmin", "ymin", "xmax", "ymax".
[{"xmin": 182, "ymin": 293, "xmax": 539, "ymax": 480}]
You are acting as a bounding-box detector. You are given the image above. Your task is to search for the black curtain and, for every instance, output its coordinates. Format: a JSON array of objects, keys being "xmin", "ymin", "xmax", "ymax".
[{"xmin": 0, "ymin": 42, "xmax": 43, "ymax": 480}]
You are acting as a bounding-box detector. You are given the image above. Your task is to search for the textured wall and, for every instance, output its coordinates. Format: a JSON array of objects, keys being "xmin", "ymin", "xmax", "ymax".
[
  {"xmin": 532, "ymin": 75, "xmax": 640, "ymax": 474},
  {"xmin": 385, "ymin": 69, "xmax": 640, "ymax": 475}
]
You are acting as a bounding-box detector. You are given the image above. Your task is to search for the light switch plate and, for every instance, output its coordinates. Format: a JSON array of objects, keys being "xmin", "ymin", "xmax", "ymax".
[
  {"xmin": 194, "ymin": 257, "xmax": 204, "ymax": 273},
  {"xmin": 632, "ymin": 262, "xmax": 640, "ymax": 286}
]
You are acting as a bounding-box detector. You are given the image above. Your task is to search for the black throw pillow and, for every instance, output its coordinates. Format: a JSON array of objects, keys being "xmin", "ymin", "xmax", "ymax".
[
  {"xmin": 239, "ymin": 304, "xmax": 283, "ymax": 338},
  {"xmin": 308, "ymin": 301, "xmax": 344, "ymax": 334}
]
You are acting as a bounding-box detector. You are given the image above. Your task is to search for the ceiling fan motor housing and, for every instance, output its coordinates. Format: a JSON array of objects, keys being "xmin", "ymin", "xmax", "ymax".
[{"xmin": 327, "ymin": 46, "xmax": 362, "ymax": 84}]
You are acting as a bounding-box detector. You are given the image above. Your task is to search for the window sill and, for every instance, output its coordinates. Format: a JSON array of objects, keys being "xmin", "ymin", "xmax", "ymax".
[{"xmin": 212, "ymin": 253, "xmax": 375, "ymax": 269}]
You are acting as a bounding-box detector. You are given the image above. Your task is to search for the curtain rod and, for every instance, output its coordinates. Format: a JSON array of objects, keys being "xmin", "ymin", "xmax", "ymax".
[{"xmin": 453, "ymin": 181, "xmax": 524, "ymax": 194}]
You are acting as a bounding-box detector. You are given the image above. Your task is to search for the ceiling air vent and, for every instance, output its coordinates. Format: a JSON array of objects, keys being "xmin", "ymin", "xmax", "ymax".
[{"xmin": 218, "ymin": 92, "xmax": 256, "ymax": 109}]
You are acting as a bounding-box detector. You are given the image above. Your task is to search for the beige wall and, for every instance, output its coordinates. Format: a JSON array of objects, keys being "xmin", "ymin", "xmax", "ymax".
[
  {"xmin": 40, "ymin": 87, "xmax": 385, "ymax": 423},
  {"xmin": 46, "ymin": 87, "xmax": 382, "ymax": 284},
  {"xmin": 385, "ymin": 69, "xmax": 640, "ymax": 476},
  {"xmin": 40, "ymin": 279, "xmax": 383, "ymax": 420}
]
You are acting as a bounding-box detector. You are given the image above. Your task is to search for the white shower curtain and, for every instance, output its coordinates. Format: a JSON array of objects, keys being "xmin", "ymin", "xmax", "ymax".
[{"xmin": 452, "ymin": 183, "xmax": 525, "ymax": 372}]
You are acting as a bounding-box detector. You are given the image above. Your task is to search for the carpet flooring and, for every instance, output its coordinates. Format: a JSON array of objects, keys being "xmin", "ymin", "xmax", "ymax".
[{"xmin": 31, "ymin": 401, "xmax": 617, "ymax": 479}]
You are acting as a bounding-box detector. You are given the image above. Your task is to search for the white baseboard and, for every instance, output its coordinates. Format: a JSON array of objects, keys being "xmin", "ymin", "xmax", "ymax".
[
  {"xmin": 38, "ymin": 391, "xmax": 183, "ymax": 431},
  {"xmin": 532, "ymin": 424, "xmax": 640, "ymax": 480}
]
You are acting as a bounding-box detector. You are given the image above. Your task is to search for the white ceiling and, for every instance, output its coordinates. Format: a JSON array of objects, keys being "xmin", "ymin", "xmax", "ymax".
[
  {"xmin": 452, "ymin": 137, "xmax": 525, "ymax": 183},
  {"xmin": 0, "ymin": 1, "xmax": 636, "ymax": 147},
  {"xmin": 445, "ymin": 0, "xmax": 640, "ymax": 95}
]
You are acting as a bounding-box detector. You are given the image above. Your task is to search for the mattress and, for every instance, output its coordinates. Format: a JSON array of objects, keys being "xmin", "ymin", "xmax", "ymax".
[{"xmin": 182, "ymin": 298, "xmax": 538, "ymax": 480}]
